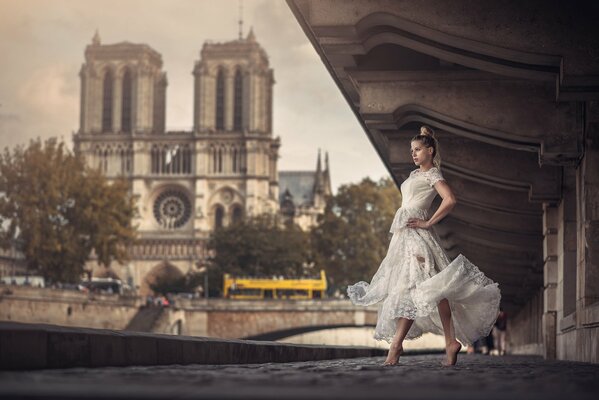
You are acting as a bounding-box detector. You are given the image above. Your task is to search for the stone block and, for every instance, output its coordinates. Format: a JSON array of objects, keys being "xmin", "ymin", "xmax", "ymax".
[
  {"xmin": 124, "ymin": 334, "xmax": 157, "ymax": 366},
  {"xmin": 542, "ymin": 204, "xmax": 558, "ymax": 232},
  {"xmin": 544, "ymin": 259, "xmax": 558, "ymax": 286},
  {"xmin": 577, "ymin": 325, "xmax": 599, "ymax": 363},
  {"xmin": 47, "ymin": 330, "xmax": 91, "ymax": 369},
  {"xmin": 156, "ymin": 336, "xmax": 183, "ymax": 365},
  {"xmin": 543, "ymin": 233, "xmax": 558, "ymax": 259},
  {"xmin": 0, "ymin": 328, "xmax": 47, "ymax": 370},
  {"xmin": 542, "ymin": 312, "xmax": 556, "ymax": 359},
  {"xmin": 89, "ymin": 331, "xmax": 127, "ymax": 367},
  {"xmin": 544, "ymin": 285, "xmax": 557, "ymax": 312},
  {"xmin": 180, "ymin": 339, "xmax": 210, "ymax": 364}
]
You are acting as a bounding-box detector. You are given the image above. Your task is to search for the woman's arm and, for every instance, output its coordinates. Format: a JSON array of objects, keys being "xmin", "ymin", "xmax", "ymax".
[
  {"xmin": 406, "ymin": 180, "xmax": 457, "ymax": 229},
  {"xmin": 425, "ymin": 180, "xmax": 457, "ymax": 228}
]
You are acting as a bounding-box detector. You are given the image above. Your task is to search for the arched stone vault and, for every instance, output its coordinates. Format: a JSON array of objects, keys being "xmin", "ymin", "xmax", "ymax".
[{"xmin": 288, "ymin": 0, "xmax": 599, "ymax": 362}]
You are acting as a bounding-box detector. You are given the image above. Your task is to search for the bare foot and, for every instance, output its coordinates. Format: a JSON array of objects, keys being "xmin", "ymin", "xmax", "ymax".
[
  {"xmin": 382, "ymin": 343, "xmax": 403, "ymax": 366},
  {"xmin": 442, "ymin": 340, "xmax": 462, "ymax": 366}
]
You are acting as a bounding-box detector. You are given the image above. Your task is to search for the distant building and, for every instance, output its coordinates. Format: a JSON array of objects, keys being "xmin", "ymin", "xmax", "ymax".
[
  {"xmin": 72, "ymin": 30, "xmax": 331, "ymax": 294},
  {"xmin": 279, "ymin": 149, "xmax": 332, "ymax": 231},
  {"xmin": 0, "ymin": 243, "xmax": 27, "ymax": 279}
]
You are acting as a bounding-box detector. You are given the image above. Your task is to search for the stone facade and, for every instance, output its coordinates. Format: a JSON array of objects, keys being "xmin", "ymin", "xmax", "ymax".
[
  {"xmin": 279, "ymin": 149, "xmax": 332, "ymax": 231},
  {"xmin": 72, "ymin": 30, "xmax": 330, "ymax": 295}
]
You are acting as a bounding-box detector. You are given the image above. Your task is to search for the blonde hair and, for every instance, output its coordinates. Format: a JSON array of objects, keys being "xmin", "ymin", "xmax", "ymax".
[{"xmin": 412, "ymin": 125, "xmax": 441, "ymax": 169}]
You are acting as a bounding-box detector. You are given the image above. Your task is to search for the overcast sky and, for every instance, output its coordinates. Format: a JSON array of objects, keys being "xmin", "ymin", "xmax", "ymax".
[{"xmin": 0, "ymin": 0, "xmax": 389, "ymax": 192}]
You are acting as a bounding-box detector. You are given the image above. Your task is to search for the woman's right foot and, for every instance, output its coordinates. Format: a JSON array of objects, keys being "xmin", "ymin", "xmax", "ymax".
[
  {"xmin": 442, "ymin": 340, "xmax": 462, "ymax": 366},
  {"xmin": 382, "ymin": 343, "xmax": 403, "ymax": 366}
]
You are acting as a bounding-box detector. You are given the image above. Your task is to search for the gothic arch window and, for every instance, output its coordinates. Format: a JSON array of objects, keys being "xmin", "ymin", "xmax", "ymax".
[
  {"xmin": 121, "ymin": 68, "xmax": 133, "ymax": 133},
  {"xmin": 117, "ymin": 146, "xmax": 125, "ymax": 174},
  {"xmin": 125, "ymin": 146, "xmax": 132, "ymax": 174},
  {"xmin": 232, "ymin": 147, "xmax": 238, "ymax": 172},
  {"xmin": 215, "ymin": 68, "xmax": 225, "ymax": 130},
  {"xmin": 161, "ymin": 145, "xmax": 168, "ymax": 174},
  {"xmin": 181, "ymin": 145, "xmax": 191, "ymax": 174},
  {"xmin": 217, "ymin": 146, "xmax": 223, "ymax": 173},
  {"xmin": 151, "ymin": 144, "xmax": 191, "ymax": 175},
  {"xmin": 151, "ymin": 144, "xmax": 160, "ymax": 174},
  {"xmin": 102, "ymin": 69, "xmax": 113, "ymax": 133},
  {"xmin": 93, "ymin": 146, "xmax": 100, "ymax": 170},
  {"xmin": 102, "ymin": 146, "xmax": 112, "ymax": 174},
  {"xmin": 241, "ymin": 146, "xmax": 247, "ymax": 173},
  {"xmin": 172, "ymin": 146, "xmax": 180, "ymax": 174},
  {"xmin": 234, "ymin": 68, "xmax": 243, "ymax": 131},
  {"xmin": 211, "ymin": 146, "xmax": 217, "ymax": 174},
  {"xmin": 214, "ymin": 205, "xmax": 225, "ymax": 230},
  {"xmin": 231, "ymin": 205, "xmax": 243, "ymax": 225}
]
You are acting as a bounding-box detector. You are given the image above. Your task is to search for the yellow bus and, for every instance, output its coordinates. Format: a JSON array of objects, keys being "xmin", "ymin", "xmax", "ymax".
[{"xmin": 223, "ymin": 270, "xmax": 327, "ymax": 300}]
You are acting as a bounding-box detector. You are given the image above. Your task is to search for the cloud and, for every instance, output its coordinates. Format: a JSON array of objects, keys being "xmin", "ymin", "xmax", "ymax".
[{"xmin": 17, "ymin": 63, "xmax": 78, "ymax": 119}]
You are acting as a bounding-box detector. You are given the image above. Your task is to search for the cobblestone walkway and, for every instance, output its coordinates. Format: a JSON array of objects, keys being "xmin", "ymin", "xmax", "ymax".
[{"xmin": 1, "ymin": 354, "xmax": 598, "ymax": 399}]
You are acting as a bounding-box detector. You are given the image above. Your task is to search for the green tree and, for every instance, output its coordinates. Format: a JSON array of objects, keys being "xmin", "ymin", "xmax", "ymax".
[
  {"xmin": 206, "ymin": 213, "xmax": 312, "ymax": 297},
  {"xmin": 310, "ymin": 176, "xmax": 402, "ymax": 294},
  {"xmin": 0, "ymin": 137, "xmax": 138, "ymax": 283},
  {"xmin": 149, "ymin": 271, "xmax": 204, "ymax": 296}
]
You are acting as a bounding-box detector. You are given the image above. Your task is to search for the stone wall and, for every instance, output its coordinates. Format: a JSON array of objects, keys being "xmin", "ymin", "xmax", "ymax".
[
  {"xmin": 508, "ymin": 288, "xmax": 544, "ymax": 356},
  {"xmin": 0, "ymin": 285, "xmax": 140, "ymax": 330},
  {"xmin": 0, "ymin": 287, "xmax": 379, "ymax": 342}
]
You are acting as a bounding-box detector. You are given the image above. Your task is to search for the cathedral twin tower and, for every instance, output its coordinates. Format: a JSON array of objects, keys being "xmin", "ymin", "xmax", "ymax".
[
  {"xmin": 75, "ymin": 29, "xmax": 280, "ymax": 235},
  {"xmin": 74, "ymin": 30, "xmax": 330, "ymax": 292}
]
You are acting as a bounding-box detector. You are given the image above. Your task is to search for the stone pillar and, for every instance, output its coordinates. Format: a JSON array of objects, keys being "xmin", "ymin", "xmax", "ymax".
[
  {"xmin": 92, "ymin": 70, "xmax": 103, "ymax": 133},
  {"xmin": 579, "ymin": 101, "xmax": 599, "ymax": 310},
  {"xmin": 153, "ymin": 73, "xmax": 167, "ymax": 134},
  {"xmin": 249, "ymin": 73, "xmax": 257, "ymax": 132},
  {"xmin": 256, "ymin": 73, "xmax": 264, "ymax": 132},
  {"xmin": 556, "ymin": 167, "xmax": 578, "ymax": 359},
  {"xmin": 135, "ymin": 67, "xmax": 154, "ymax": 134},
  {"xmin": 266, "ymin": 71, "xmax": 273, "ymax": 134},
  {"xmin": 112, "ymin": 74, "xmax": 123, "ymax": 133},
  {"xmin": 132, "ymin": 141, "xmax": 147, "ymax": 177},
  {"xmin": 242, "ymin": 70, "xmax": 251, "ymax": 132},
  {"xmin": 79, "ymin": 67, "xmax": 88, "ymax": 133},
  {"xmin": 203, "ymin": 74, "xmax": 216, "ymax": 131},
  {"xmin": 193, "ymin": 64, "xmax": 203, "ymax": 132},
  {"xmin": 224, "ymin": 69, "xmax": 234, "ymax": 131},
  {"xmin": 542, "ymin": 203, "xmax": 558, "ymax": 359}
]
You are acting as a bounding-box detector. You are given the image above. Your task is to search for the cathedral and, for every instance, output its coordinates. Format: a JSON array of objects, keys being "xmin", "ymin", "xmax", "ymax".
[{"xmin": 72, "ymin": 30, "xmax": 331, "ymax": 294}]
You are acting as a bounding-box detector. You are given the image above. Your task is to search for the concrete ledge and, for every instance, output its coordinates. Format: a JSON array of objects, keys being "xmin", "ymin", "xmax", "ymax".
[{"xmin": 0, "ymin": 321, "xmax": 387, "ymax": 370}]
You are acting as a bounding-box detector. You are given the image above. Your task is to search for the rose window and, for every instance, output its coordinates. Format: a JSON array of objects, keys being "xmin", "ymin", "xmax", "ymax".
[{"xmin": 153, "ymin": 190, "xmax": 191, "ymax": 229}]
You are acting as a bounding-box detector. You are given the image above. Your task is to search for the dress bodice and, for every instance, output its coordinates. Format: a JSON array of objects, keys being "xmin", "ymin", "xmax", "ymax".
[
  {"xmin": 389, "ymin": 167, "xmax": 445, "ymax": 233},
  {"xmin": 400, "ymin": 167, "xmax": 445, "ymax": 210}
]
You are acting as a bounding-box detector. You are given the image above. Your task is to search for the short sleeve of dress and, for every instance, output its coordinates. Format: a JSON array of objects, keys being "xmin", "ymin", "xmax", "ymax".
[{"xmin": 425, "ymin": 167, "xmax": 445, "ymax": 187}]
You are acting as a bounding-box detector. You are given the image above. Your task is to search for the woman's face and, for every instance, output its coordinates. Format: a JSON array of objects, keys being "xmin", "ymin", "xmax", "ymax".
[{"xmin": 411, "ymin": 140, "xmax": 432, "ymax": 166}]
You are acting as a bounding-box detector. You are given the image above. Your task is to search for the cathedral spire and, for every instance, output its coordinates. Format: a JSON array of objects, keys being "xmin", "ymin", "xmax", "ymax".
[
  {"xmin": 316, "ymin": 148, "xmax": 322, "ymax": 173},
  {"xmin": 238, "ymin": 0, "xmax": 244, "ymax": 40},
  {"xmin": 92, "ymin": 29, "xmax": 101, "ymax": 46},
  {"xmin": 247, "ymin": 26, "xmax": 256, "ymax": 42},
  {"xmin": 323, "ymin": 151, "xmax": 332, "ymax": 196}
]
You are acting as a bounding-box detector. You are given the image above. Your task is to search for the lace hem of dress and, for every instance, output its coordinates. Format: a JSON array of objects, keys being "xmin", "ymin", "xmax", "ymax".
[{"xmin": 389, "ymin": 206, "xmax": 429, "ymax": 233}]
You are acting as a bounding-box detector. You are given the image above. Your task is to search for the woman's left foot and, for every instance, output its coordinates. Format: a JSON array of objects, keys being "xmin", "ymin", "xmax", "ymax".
[
  {"xmin": 442, "ymin": 340, "xmax": 462, "ymax": 366},
  {"xmin": 382, "ymin": 343, "xmax": 403, "ymax": 366}
]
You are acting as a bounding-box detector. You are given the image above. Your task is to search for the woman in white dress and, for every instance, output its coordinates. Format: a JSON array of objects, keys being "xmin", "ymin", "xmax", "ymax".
[{"xmin": 347, "ymin": 126, "xmax": 501, "ymax": 366}]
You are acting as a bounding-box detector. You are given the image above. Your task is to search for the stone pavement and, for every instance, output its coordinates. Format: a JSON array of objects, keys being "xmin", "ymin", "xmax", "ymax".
[{"xmin": 1, "ymin": 353, "xmax": 598, "ymax": 400}]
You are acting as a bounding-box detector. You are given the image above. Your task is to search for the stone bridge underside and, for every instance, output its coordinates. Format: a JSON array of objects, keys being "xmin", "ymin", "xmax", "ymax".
[{"xmin": 287, "ymin": 0, "xmax": 599, "ymax": 363}]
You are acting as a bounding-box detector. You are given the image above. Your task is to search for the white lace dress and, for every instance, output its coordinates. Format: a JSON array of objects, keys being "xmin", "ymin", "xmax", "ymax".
[{"xmin": 347, "ymin": 167, "xmax": 501, "ymax": 345}]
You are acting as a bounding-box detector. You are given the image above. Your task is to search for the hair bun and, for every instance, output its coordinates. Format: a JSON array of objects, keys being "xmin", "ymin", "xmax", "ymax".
[{"xmin": 420, "ymin": 125, "xmax": 435, "ymax": 138}]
